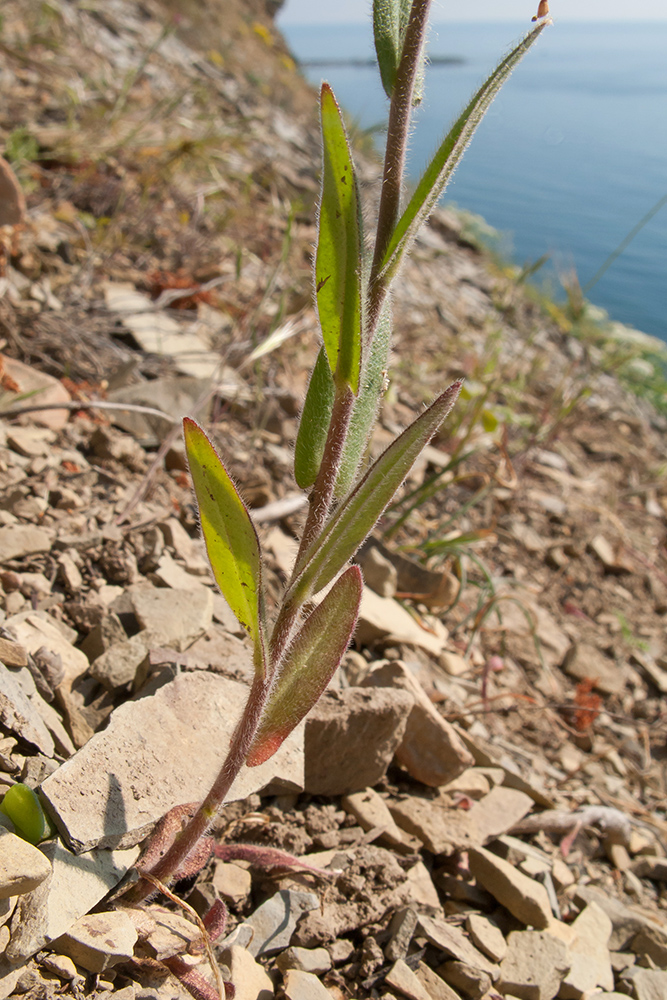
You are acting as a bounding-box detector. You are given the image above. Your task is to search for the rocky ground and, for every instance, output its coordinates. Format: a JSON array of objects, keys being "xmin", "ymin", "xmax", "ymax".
[{"xmin": 0, "ymin": 2, "xmax": 666, "ymax": 1000}]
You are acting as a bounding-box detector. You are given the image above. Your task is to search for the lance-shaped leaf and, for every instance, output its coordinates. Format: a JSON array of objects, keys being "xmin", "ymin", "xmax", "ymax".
[
  {"xmin": 183, "ymin": 418, "xmax": 265, "ymax": 661},
  {"xmin": 334, "ymin": 298, "xmax": 392, "ymax": 499},
  {"xmin": 373, "ymin": 0, "xmax": 412, "ymax": 98},
  {"xmin": 290, "ymin": 380, "xmax": 463, "ymax": 601},
  {"xmin": 379, "ymin": 21, "xmax": 549, "ymax": 283},
  {"xmin": 316, "ymin": 84, "xmax": 363, "ymax": 393},
  {"xmin": 246, "ymin": 565, "xmax": 362, "ymax": 766},
  {"xmin": 294, "ymin": 346, "xmax": 336, "ymax": 490}
]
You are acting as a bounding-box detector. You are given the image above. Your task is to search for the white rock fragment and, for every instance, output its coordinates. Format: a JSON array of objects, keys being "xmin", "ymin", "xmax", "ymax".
[
  {"xmin": 558, "ymin": 902, "xmax": 614, "ymax": 999},
  {"xmin": 384, "ymin": 958, "xmax": 433, "ymax": 1000},
  {"xmin": 221, "ymin": 944, "xmax": 274, "ymax": 1000},
  {"xmin": 6, "ymin": 840, "xmax": 139, "ymax": 962},
  {"xmin": 497, "ymin": 929, "xmax": 570, "ymax": 1000},
  {"xmin": 245, "ymin": 889, "xmax": 319, "ymax": 957},
  {"xmin": 0, "ymin": 832, "xmax": 51, "ymax": 899},
  {"xmin": 466, "ymin": 913, "xmax": 507, "ymax": 963},
  {"xmin": 131, "ymin": 587, "xmax": 213, "ymax": 652},
  {"xmin": 56, "ymin": 910, "xmax": 138, "ymax": 973},
  {"xmin": 41, "ymin": 672, "xmax": 304, "ymax": 852},
  {"xmin": 469, "ymin": 846, "xmax": 554, "ymax": 929},
  {"xmin": 282, "ymin": 969, "xmax": 331, "ymax": 1000}
]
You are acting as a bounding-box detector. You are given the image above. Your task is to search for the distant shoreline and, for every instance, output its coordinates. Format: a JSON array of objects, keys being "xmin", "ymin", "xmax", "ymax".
[{"xmin": 298, "ymin": 55, "xmax": 465, "ymax": 68}]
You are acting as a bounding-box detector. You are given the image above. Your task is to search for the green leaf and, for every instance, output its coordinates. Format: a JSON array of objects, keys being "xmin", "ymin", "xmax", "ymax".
[
  {"xmin": 294, "ymin": 346, "xmax": 336, "ymax": 490},
  {"xmin": 0, "ymin": 783, "xmax": 50, "ymax": 844},
  {"xmin": 183, "ymin": 418, "xmax": 265, "ymax": 663},
  {"xmin": 316, "ymin": 84, "xmax": 363, "ymax": 394},
  {"xmin": 334, "ymin": 298, "xmax": 392, "ymax": 499},
  {"xmin": 379, "ymin": 21, "xmax": 549, "ymax": 282},
  {"xmin": 373, "ymin": 0, "xmax": 412, "ymax": 99},
  {"xmin": 246, "ymin": 565, "xmax": 362, "ymax": 766},
  {"xmin": 290, "ymin": 380, "xmax": 463, "ymax": 600}
]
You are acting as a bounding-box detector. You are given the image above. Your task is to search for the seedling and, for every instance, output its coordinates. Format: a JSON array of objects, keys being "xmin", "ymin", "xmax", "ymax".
[{"xmin": 124, "ymin": 0, "xmax": 551, "ymax": 905}]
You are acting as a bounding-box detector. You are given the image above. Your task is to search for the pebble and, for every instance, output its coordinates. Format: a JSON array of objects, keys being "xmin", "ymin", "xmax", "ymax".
[
  {"xmin": 562, "ymin": 642, "xmax": 625, "ymax": 694},
  {"xmin": 384, "ymin": 907, "xmax": 418, "ymax": 962},
  {"xmin": 220, "ymin": 945, "xmax": 274, "ymax": 1000},
  {"xmin": 0, "ymin": 662, "xmax": 55, "ymax": 757},
  {"xmin": 465, "ymin": 786, "xmax": 533, "ymax": 843},
  {"xmin": 497, "ymin": 929, "xmax": 571, "ymax": 1000},
  {"xmin": 388, "ymin": 795, "xmax": 478, "ymax": 855},
  {"xmin": 56, "ymin": 910, "xmax": 138, "ymax": 973},
  {"xmin": 282, "ymin": 969, "xmax": 330, "ymax": 1000},
  {"xmin": 245, "ymin": 889, "xmax": 319, "ymax": 957},
  {"xmin": 468, "ymin": 846, "xmax": 554, "ymax": 929},
  {"xmin": 211, "ymin": 860, "xmax": 252, "ymax": 908},
  {"xmin": 275, "ymin": 947, "xmax": 332, "ymax": 975},
  {"xmin": 0, "ymin": 832, "xmax": 51, "ymax": 899},
  {"xmin": 304, "ymin": 686, "xmax": 414, "ymax": 796},
  {"xmin": 417, "ymin": 915, "xmax": 498, "ymax": 977},
  {"xmin": 341, "ymin": 787, "xmax": 411, "ymax": 850},
  {"xmin": 131, "ymin": 586, "xmax": 213, "ymax": 652},
  {"xmin": 415, "ymin": 962, "xmax": 462, "ymax": 1000},
  {"xmin": 362, "ymin": 660, "xmax": 473, "ymax": 787},
  {"xmin": 437, "ymin": 959, "xmax": 492, "ymax": 999},
  {"xmin": 466, "ymin": 913, "xmax": 507, "ymax": 963},
  {"xmin": 356, "ymin": 545, "xmax": 398, "ymax": 597},
  {"xmin": 384, "ymin": 958, "xmax": 433, "ymax": 1000},
  {"xmin": 89, "ymin": 631, "xmax": 152, "ymax": 691},
  {"xmin": 0, "ymin": 525, "xmax": 53, "ymax": 562}
]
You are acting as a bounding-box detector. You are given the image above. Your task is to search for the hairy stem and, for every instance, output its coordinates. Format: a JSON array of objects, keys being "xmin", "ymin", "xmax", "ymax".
[
  {"xmin": 369, "ymin": 0, "xmax": 432, "ymax": 334},
  {"xmin": 293, "ymin": 383, "xmax": 355, "ymax": 575},
  {"xmin": 125, "ymin": 672, "xmax": 268, "ymax": 904}
]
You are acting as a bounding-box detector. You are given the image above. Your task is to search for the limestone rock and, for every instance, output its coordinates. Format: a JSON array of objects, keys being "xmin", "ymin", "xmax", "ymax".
[
  {"xmin": 282, "ymin": 969, "xmax": 330, "ymax": 1000},
  {"xmin": 275, "ymin": 947, "xmax": 332, "ymax": 975},
  {"xmin": 363, "ymin": 660, "xmax": 472, "ymax": 786},
  {"xmin": 466, "ymin": 913, "xmax": 507, "ymax": 963},
  {"xmin": 0, "ymin": 662, "xmax": 54, "ymax": 756},
  {"xmin": 558, "ymin": 901, "xmax": 613, "ymax": 998},
  {"xmin": 389, "ymin": 795, "xmax": 478, "ymax": 855},
  {"xmin": 0, "ymin": 526, "xmax": 53, "ymax": 562},
  {"xmin": 6, "ymin": 840, "xmax": 139, "ymax": 962},
  {"xmin": 221, "ymin": 945, "xmax": 274, "ymax": 1000},
  {"xmin": 304, "ymin": 687, "xmax": 413, "ymax": 796},
  {"xmin": 469, "ymin": 846, "xmax": 554, "ymax": 929},
  {"xmin": 245, "ymin": 889, "xmax": 319, "ymax": 957},
  {"xmin": 6, "ymin": 612, "xmax": 88, "ymax": 690},
  {"xmin": 56, "ymin": 910, "xmax": 138, "ymax": 973},
  {"xmin": 131, "ymin": 587, "xmax": 213, "ymax": 652},
  {"xmin": 341, "ymin": 787, "xmax": 413, "ymax": 851},
  {"xmin": 355, "ymin": 587, "xmax": 447, "ymax": 656},
  {"xmin": 384, "ymin": 958, "xmax": 432, "ymax": 1000},
  {"xmin": 620, "ymin": 967, "xmax": 667, "ymax": 1000},
  {"xmin": 415, "ymin": 962, "xmax": 463, "ymax": 1000},
  {"xmin": 438, "ymin": 960, "xmax": 492, "ymax": 999},
  {"xmin": 466, "ymin": 786, "xmax": 533, "ymax": 843},
  {"xmin": 497, "ymin": 929, "xmax": 570, "ymax": 1000},
  {"xmin": 211, "ymin": 861, "xmax": 252, "ymax": 908},
  {"xmin": 40, "ymin": 672, "xmax": 304, "ymax": 853},
  {"xmin": 417, "ymin": 915, "xmax": 499, "ymax": 977},
  {"xmin": 562, "ymin": 642, "xmax": 625, "ymax": 695},
  {"xmin": 0, "ymin": 832, "xmax": 51, "ymax": 899},
  {"xmin": 89, "ymin": 632, "xmax": 152, "ymax": 691}
]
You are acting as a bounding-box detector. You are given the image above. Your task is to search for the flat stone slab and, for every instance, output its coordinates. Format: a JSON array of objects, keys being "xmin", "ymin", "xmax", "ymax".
[
  {"xmin": 7, "ymin": 839, "xmax": 139, "ymax": 962},
  {"xmin": 40, "ymin": 672, "xmax": 304, "ymax": 852},
  {"xmin": 0, "ymin": 832, "xmax": 52, "ymax": 899}
]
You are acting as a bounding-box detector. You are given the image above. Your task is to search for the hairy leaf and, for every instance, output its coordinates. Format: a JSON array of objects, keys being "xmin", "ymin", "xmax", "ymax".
[
  {"xmin": 373, "ymin": 0, "xmax": 413, "ymax": 99},
  {"xmin": 334, "ymin": 299, "xmax": 393, "ymax": 499},
  {"xmin": 247, "ymin": 565, "xmax": 362, "ymax": 765},
  {"xmin": 379, "ymin": 21, "xmax": 549, "ymax": 282},
  {"xmin": 294, "ymin": 346, "xmax": 336, "ymax": 490},
  {"xmin": 291, "ymin": 381, "xmax": 463, "ymax": 599},
  {"xmin": 316, "ymin": 84, "xmax": 363, "ymax": 393},
  {"xmin": 183, "ymin": 419, "xmax": 265, "ymax": 663}
]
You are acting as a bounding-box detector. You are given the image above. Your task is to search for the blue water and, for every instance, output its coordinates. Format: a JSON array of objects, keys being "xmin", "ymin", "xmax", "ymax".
[{"xmin": 279, "ymin": 21, "xmax": 667, "ymax": 342}]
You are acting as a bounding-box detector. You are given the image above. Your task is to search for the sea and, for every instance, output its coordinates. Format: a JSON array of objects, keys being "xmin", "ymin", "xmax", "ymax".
[{"xmin": 278, "ymin": 20, "xmax": 667, "ymax": 344}]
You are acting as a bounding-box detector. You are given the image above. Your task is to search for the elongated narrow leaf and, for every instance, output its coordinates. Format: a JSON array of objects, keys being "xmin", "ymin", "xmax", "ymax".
[
  {"xmin": 294, "ymin": 346, "xmax": 336, "ymax": 490},
  {"xmin": 316, "ymin": 84, "xmax": 363, "ymax": 393},
  {"xmin": 373, "ymin": 0, "xmax": 412, "ymax": 99},
  {"xmin": 334, "ymin": 298, "xmax": 392, "ymax": 499},
  {"xmin": 183, "ymin": 419, "xmax": 265, "ymax": 661},
  {"xmin": 247, "ymin": 565, "xmax": 363, "ymax": 766},
  {"xmin": 290, "ymin": 380, "xmax": 463, "ymax": 601},
  {"xmin": 379, "ymin": 21, "xmax": 549, "ymax": 281}
]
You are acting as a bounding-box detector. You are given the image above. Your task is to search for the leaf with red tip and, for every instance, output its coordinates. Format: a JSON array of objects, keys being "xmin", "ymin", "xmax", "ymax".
[
  {"xmin": 183, "ymin": 419, "xmax": 265, "ymax": 668},
  {"xmin": 247, "ymin": 565, "xmax": 362, "ymax": 766}
]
